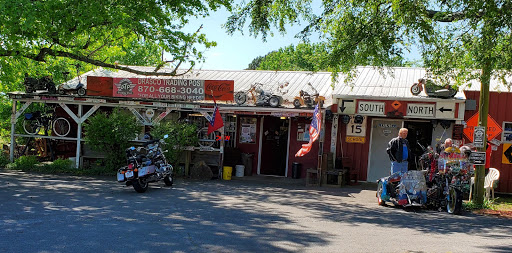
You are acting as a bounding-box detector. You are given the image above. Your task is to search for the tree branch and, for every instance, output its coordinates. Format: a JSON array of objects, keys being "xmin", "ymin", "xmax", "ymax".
[{"xmin": 425, "ymin": 9, "xmax": 482, "ymax": 22}]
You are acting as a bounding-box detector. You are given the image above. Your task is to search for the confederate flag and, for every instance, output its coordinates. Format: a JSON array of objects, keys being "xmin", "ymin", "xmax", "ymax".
[{"xmin": 207, "ymin": 95, "xmax": 224, "ymax": 135}]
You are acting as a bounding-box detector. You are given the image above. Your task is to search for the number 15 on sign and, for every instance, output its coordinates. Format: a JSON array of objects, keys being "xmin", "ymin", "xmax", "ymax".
[{"xmin": 347, "ymin": 122, "xmax": 366, "ymax": 136}]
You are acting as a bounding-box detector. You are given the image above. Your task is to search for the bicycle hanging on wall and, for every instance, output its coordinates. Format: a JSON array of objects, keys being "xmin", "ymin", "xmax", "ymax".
[{"xmin": 23, "ymin": 108, "xmax": 71, "ymax": 137}]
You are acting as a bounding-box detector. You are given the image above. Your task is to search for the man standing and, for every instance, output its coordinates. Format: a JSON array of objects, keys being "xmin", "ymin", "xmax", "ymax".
[{"xmin": 387, "ymin": 128, "xmax": 411, "ymax": 174}]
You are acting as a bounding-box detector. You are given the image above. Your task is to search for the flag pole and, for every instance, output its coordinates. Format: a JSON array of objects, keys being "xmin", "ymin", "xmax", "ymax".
[{"xmin": 317, "ymin": 103, "xmax": 326, "ymax": 174}]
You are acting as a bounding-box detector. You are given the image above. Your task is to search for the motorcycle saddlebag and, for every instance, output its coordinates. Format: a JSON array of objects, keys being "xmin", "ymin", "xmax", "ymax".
[
  {"xmin": 138, "ymin": 165, "xmax": 157, "ymax": 177},
  {"xmin": 117, "ymin": 167, "xmax": 127, "ymax": 182}
]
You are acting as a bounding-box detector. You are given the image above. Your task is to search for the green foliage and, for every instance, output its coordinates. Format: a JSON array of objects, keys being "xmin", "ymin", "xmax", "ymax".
[
  {"xmin": 0, "ymin": 152, "xmax": 9, "ymax": 168},
  {"xmin": 227, "ymin": 0, "xmax": 512, "ymax": 87},
  {"xmin": 151, "ymin": 120, "xmax": 198, "ymax": 165},
  {"xmin": 83, "ymin": 108, "xmax": 140, "ymax": 170},
  {"xmin": 246, "ymin": 55, "xmax": 265, "ymax": 70},
  {"xmin": 0, "ymin": 0, "xmax": 232, "ymax": 78},
  {"xmin": 5, "ymin": 157, "xmax": 116, "ymax": 176},
  {"xmin": 256, "ymin": 43, "xmax": 331, "ymax": 72},
  {"xmin": 7, "ymin": 156, "xmax": 39, "ymax": 170}
]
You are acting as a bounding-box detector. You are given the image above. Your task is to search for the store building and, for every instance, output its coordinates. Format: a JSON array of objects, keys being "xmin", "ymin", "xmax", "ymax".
[
  {"xmin": 331, "ymin": 67, "xmax": 466, "ymax": 182},
  {"xmin": 8, "ymin": 67, "xmax": 335, "ymax": 178}
]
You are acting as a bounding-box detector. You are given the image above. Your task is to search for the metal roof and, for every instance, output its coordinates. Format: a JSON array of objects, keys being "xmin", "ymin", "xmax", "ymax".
[
  {"xmin": 71, "ymin": 66, "xmax": 512, "ymax": 107},
  {"xmin": 75, "ymin": 67, "xmax": 334, "ymax": 108},
  {"xmin": 332, "ymin": 66, "xmax": 466, "ymax": 101}
]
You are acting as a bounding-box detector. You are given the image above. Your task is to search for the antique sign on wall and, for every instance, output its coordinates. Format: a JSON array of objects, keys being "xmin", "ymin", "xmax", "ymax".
[{"xmin": 108, "ymin": 78, "xmax": 234, "ymax": 101}]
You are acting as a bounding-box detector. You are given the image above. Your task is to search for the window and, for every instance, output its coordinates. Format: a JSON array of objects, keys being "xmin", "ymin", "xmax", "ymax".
[{"xmin": 502, "ymin": 122, "xmax": 512, "ymax": 143}]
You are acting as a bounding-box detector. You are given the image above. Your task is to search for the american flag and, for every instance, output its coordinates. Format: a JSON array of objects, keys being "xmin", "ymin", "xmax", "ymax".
[{"xmin": 295, "ymin": 103, "xmax": 322, "ymax": 157}]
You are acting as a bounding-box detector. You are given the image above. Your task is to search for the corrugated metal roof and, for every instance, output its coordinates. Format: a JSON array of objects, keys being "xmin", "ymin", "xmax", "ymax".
[
  {"xmin": 76, "ymin": 67, "xmax": 335, "ymax": 108},
  {"xmin": 70, "ymin": 66, "xmax": 512, "ymax": 107},
  {"xmin": 332, "ymin": 66, "xmax": 467, "ymax": 101}
]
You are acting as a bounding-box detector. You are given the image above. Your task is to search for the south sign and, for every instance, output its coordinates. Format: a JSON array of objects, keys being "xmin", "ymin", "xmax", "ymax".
[{"xmin": 358, "ymin": 101, "xmax": 385, "ymax": 115}]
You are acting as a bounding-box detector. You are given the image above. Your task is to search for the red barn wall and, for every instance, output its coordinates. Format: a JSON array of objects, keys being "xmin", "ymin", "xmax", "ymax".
[{"xmin": 464, "ymin": 90, "xmax": 512, "ymax": 193}]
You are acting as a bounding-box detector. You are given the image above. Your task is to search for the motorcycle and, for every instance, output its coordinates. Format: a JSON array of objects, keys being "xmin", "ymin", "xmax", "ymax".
[
  {"xmin": 377, "ymin": 145, "xmax": 473, "ymax": 214},
  {"xmin": 24, "ymin": 74, "xmax": 57, "ymax": 94},
  {"xmin": 292, "ymin": 83, "xmax": 325, "ymax": 108},
  {"xmin": 58, "ymin": 64, "xmax": 87, "ymax": 96},
  {"xmin": 234, "ymin": 83, "xmax": 283, "ymax": 107},
  {"xmin": 117, "ymin": 135, "xmax": 174, "ymax": 193}
]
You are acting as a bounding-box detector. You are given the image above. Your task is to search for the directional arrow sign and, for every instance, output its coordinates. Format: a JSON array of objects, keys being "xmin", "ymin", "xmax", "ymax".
[
  {"xmin": 438, "ymin": 107, "xmax": 453, "ymax": 113},
  {"xmin": 435, "ymin": 101, "xmax": 455, "ymax": 119},
  {"xmin": 336, "ymin": 98, "xmax": 355, "ymax": 114}
]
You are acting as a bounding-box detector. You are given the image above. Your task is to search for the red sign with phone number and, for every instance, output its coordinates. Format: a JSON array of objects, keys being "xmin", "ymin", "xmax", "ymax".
[{"xmin": 112, "ymin": 78, "xmax": 234, "ymax": 101}]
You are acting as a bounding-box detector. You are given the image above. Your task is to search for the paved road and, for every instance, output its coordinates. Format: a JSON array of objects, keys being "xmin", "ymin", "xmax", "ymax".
[{"xmin": 1, "ymin": 170, "xmax": 511, "ymax": 253}]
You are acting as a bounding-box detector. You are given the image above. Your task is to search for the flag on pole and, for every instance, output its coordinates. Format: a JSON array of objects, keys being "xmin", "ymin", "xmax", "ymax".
[
  {"xmin": 207, "ymin": 92, "xmax": 224, "ymax": 135},
  {"xmin": 295, "ymin": 103, "xmax": 322, "ymax": 157}
]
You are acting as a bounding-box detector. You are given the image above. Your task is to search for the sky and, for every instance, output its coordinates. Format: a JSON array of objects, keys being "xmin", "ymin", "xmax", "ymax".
[
  {"xmin": 175, "ymin": 5, "xmax": 420, "ymax": 71},
  {"xmin": 176, "ymin": 7, "xmax": 320, "ymax": 71}
]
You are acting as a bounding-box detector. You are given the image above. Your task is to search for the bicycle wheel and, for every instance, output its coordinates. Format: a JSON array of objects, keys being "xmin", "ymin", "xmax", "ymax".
[
  {"xmin": 23, "ymin": 120, "xmax": 40, "ymax": 135},
  {"xmin": 53, "ymin": 117, "xmax": 71, "ymax": 137}
]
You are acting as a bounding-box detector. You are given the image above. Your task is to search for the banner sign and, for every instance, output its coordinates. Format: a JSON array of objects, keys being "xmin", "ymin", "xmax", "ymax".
[{"xmin": 112, "ymin": 78, "xmax": 233, "ymax": 101}]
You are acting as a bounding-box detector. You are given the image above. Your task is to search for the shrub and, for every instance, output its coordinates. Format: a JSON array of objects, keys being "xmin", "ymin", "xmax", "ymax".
[
  {"xmin": 8, "ymin": 155, "xmax": 39, "ymax": 170},
  {"xmin": 0, "ymin": 153, "xmax": 9, "ymax": 168},
  {"xmin": 83, "ymin": 108, "xmax": 139, "ymax": 171},
  {"xmin": 151, "ymin": 120, "xmax": 198, "ymax": 165}
]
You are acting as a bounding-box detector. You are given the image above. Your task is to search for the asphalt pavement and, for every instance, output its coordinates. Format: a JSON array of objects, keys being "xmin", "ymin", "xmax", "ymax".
[{"xmin": 1, "ymin": 169, "xmax": 511, "ymax": 253}]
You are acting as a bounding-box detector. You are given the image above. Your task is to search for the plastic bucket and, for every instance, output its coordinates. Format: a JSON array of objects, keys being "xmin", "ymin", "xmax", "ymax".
[
  {"xmin": 222, "ymin": 166, "xmax": 232, "ymax": 180},
  {"xmin": 235, "ymin": 165, "xmax": 245, "ymax": 177}
]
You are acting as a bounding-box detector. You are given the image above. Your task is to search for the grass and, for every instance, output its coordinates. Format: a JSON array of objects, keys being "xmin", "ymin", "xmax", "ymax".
[
  {"xmin": 464, "ymin": 195, "xmax": 512, "ymax": 217},
  {"xmin": 2, "ymin": 155, "xmax": 116, "ymax": 176}
]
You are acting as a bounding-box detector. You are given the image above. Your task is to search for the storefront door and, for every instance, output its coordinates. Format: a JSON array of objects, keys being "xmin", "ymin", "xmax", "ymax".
[
  {"xmin": 367, "ymin": 119, "xmax": 402, "ymax": 181},
  {"xmin": 259, "ymin": 116, "xmax": 289, "ymax": 176},
  {"xmin": 404, "ymin": 121, "xmax": 433, "ymax": 170}
]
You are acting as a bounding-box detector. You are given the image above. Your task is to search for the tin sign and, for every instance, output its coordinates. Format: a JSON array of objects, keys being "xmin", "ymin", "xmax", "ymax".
[{"xmin": 473, "ymin": 126, "xmax": 485, "ymax": 148}]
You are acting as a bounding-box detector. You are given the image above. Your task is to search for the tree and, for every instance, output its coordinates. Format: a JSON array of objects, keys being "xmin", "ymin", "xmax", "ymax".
[
  {"xmin": 0, "ymin": 0, "xmax": 231, "ymax": 77},
  {"xmin": 251, "ymin": 42, "xmax": 408, "ymax": 72},
  {"xmin": 257, "ymin": 43, "xmax": 330, "ymax": 71},
  {"xmin": 226, "ymin": 0, "xmax": 512, "ymax": 205}
]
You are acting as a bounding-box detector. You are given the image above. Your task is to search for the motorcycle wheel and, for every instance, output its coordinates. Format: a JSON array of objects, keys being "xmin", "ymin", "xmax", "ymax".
[
  {"xmin": 376, "ymin": 181, "xmax": 386, "ymax": 206},
  {"xmin": 410, "ymin": 83, "xmax": 422, "ymax": 96},
  {"xmin": 446, "ymin": 187, "xmax": 462, "ymax": 214},
  {"xmin": 132, "ymin": 178, "xmax": 148, "ymax": 193},
  {"xmin": 269, "ymin": 96, "xmax": 280, "ymax": 107},
  {"xmin": 77, "ymin": 87, "xmax": 86, "ymax": 96},
  {"xmin": 163, "ymin": 175, "xmax": 173, "ymax": 186},
  {"xmin": 234, "ymin": 92, "xmax": 247, "ymax": 105},
  {"xmin": 293, "ymin": 99, "xmax": 302, "ymax": 108}
]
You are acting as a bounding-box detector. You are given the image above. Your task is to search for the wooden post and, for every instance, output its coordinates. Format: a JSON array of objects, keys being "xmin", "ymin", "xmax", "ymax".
[
  {"xmin": 9, "ymin": 100, "xmax": 17, "ymax": 162},
  {"xmin": 75, "ymin": 104, "xmax": 82, "ymax": 168}
]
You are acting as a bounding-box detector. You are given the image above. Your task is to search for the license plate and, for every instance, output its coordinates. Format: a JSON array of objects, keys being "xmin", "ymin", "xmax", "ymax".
[
  {"xmin": 125, "ymin": 171, "xmax": 134, "ymax": 178},
  {"xmin": 117, "ymin": 173, "xmax": 125, "ymax": 182}
]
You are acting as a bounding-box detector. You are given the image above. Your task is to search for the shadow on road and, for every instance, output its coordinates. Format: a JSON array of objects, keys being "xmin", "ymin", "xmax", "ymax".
[{"xmin": 1, "ymin": 170, "xmax": 511, "ymax": 252}]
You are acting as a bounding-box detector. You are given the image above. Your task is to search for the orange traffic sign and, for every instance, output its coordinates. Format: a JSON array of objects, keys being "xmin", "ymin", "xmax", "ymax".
[
  {"xmin": 391, "ymin": 100, "xmax": 402, "ymax": 110},
  {"xmin": 463, "ymin": 112, "xmax": 502, "ymax": 141}
]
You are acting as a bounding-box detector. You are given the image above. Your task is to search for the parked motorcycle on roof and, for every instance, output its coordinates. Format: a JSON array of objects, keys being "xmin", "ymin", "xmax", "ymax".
[
  {"xmin": 234, "ymin": 83, "xmax": 283, "ymax": 107},
  {"xmin": 293, "ymin": 83, "xmax": 325, "ymax": 108},
  {"xmin": 117, "ymin": 135, "xmax": 174, "ymax": 193},
  {"xmin": 376, "ymin": 145, "xmax": 473, "ymax": 214}
]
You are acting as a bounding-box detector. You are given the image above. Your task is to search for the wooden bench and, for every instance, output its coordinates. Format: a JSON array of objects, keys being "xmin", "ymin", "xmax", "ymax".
[{"xmin": 80, "ymin": 144, "xmax": 107, "ymax": 168}]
